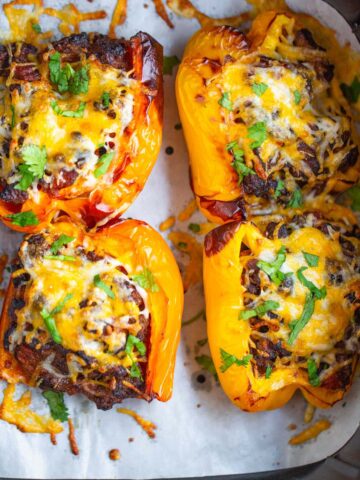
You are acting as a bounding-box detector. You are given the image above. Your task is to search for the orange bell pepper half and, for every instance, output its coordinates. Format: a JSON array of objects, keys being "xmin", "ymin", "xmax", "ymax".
[
  {"xmin": 0, "ymin": 216, "xmax": 183, "ymax": 408},
  {"xmin": 204, "ymin": 207, "xmax": 359, "ymax": 411},
  {"xmin": 0, "ymin": 31, "xmax": 163, "ymax": 232}
]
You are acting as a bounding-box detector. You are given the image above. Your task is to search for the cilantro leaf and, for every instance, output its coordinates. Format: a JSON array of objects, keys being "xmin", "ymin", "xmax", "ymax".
[
  {"xmin": 341, "ymin": 76, "xmax": 360, "ymax": 103},
  {"xmin": 239, "ymin": 300, "xmax": 280, "ymax": 320},
  {"xmin": 247, "ymin": 122, "xmax": 267, "ymax": 149},
  {"xmin": 252, "ymin": 82, "xmax": 268, "ymax": 96},
  {"xmin": 125, "ymin": 335, "xmax": 146, "ymax": 379},
  {"xmin": 265, "ymin": 365, "xmax": 272, "ymax": 379},
  {"xmin": 15, "ymin": 164, "xmax": 34, "ymax": 191},
  {"xmin": 101, "ymin": 91, "xmax": 110, "ymax": 108},
  {"xmin": 274, "ymin": 179, "xmax": 285, "ymax": 198},
  {"xmin": 294, "ymin": 90, "xmax": 301, "ymax": 105},
  {"xmin": 125, "ymin": 334, "xmax": 146, "ymax": 357},
  {"xmin": 42, "ymin": 391, "xmax": 69, "ymax": 422},
  {"xmin": 296, "ymin": 267, "xmax": 326, "ymax": 300},
  {"xmin": 32, "ymin": 23, "xmax": 42, "ymax": 33},
  {"xmin": 68, "ymin": 66, "xmax": 89, "ymax": 95},
  {"xmin": 50, "ymin": 234, "xmax": 75, "ymax": 255},
  {"xmin": 40, "ymin": 309, "xmax": 62, "ymax": 344},
  {"xmin": 163, "ymin": 55, "xmax": 180, "ymax": 75},
  {"xmin": 188, "ymin": 223, "xmax": 200, "ymax": 233},
  {"xmin": 257, "ymin": 245, "xmax": 288, "ymax": 285},
  {"xmin": 302, "ymin": 251, "xmax": 319, "ymax": 267},
  {"xmin": 21, "ymin": 144, "xmax": 47, "ymax": 178},
  {"xmin": 346, "ymin": 186, "xmax": 360, "ymax": 211},
  {"xmin": 287, "ymin": 188, "xmax": 303, "ymax": 208},
  {"xmin": 51, "ymin": 100, "xmax": 86, "ymax": 118},
  {"xmin": 49, "ymin": 52, "xmax": 62, "ymax": 85},
  {"xmin": 195, "ymin": 355, "xmax": 218, "ymax": 381},
  {"xmin": 94, "ymin": 152, "xmax": 114, "ymax": 178},
  {"xmin": 220, "ymin": 349, "xmax": 252, "ymax": 373},
  {"xmin": 7, "ymin": 210, "xmax": 39, "ymax": 227},
  {"xmin": 227, "ymin": 140, "xmax": 254, "ymax": 183},
  {"xmin": 307, "ymin": 358, "xmax": 320, "ymax": 387},
  {"xmin": 218, "ymin": 92, "xmax": 233, "ymax": 110},
  {"xmin": 129, "ymin": 362, "xmax": 142, "ymax": 379},
  {"xmin": 288, "ymin": 293, "xmax": 315, "ymax": 345},
  {"xmin": 49, "ymin": 52, "xmax": 88, "ymax": 94},
  {"xmin": 51, "ymin": 294, "xmax": 73, "ymax": 315},
  {"xmin": 44, "ymin": 255, "xmax": 76, "ymax": 262},
  {"xmin": 40, "ymin": 294, "xmax": 73, "ymax": 344},
  {"xmin": 132, "ymin": 268, "xmax": 159, "ymax": 292},
  {"xmin": 93, "ymin": 274, "xmax": 115, "ymax": 299}
]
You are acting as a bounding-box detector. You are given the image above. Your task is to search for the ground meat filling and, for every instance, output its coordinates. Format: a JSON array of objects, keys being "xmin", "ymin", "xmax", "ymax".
[
  {"xmin": 222, "ymin": 23, "xmax": 359, "ymax": 212},
  {"xmin": 240, "ymin": 213, "xmax": 360, "ymax": 390},
  {"xmin": 3, "ymin": 232, "xmax": 151, "ymax": 410}
]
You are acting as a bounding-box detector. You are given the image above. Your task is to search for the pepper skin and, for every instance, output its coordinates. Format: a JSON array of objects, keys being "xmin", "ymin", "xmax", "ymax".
[
  {"xmin": 176, "ymin": 11, "xmax": 360, "ymax": 224},
  {"xmin": 0, "ymin": 32, "xmax": 163, "ymax": 232},
  {"xmin": 204, "ymin": 206, "xmax": 360, "ymax": 411},
  {"xmin": 0, "ymin": 216, "xmax": 183, "ymax": 408}
]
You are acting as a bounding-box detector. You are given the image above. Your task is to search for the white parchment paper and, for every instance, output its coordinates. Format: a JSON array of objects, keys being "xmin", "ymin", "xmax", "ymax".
[{"xmin": 0, "ymin": 0, "xmax": 359, "ymax": 478}]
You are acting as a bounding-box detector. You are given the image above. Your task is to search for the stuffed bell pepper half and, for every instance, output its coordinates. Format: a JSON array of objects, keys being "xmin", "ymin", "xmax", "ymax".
[{"xmin": 0, "ymin": 217, "xmax": 183, "ymax": 409}]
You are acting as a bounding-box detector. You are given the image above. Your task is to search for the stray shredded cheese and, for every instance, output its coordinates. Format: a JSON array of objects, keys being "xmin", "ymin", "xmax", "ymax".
[
  {"xmin": 117, "ymin": 408, "xmax": 156, "ymax": 439},
  {"xmin": 168, "ymin": 231, "xmax": 202, "ymax": 291},
  {"xmin": 159, "ymin": 216, "xmax": 176, "ymax": 231},
  {"xmin": 178, "ymin": 199, "xmax": 197, "ymax": 222},
  {"xmin": 0, "ymin": 384, "xmax": 63, "ymax": 434},
  {"xmin": 289, "ymin": 419, "xmax": 331, "ymax": 445}
]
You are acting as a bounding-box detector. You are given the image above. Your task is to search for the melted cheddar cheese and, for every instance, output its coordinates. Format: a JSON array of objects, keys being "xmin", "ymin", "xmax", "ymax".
[
  {"xmin": 6, "ymin": 227, "xmax": 151, "ymax": 386},
  {"xmin": 2, "ymin": 56, "xmax": 135, "ymax": 198}
]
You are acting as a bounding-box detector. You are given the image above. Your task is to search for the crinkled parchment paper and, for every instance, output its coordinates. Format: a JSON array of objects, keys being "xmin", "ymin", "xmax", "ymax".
[{"xmin": 0, "ymin": 0, "xmax": 359, "ymax": 478}]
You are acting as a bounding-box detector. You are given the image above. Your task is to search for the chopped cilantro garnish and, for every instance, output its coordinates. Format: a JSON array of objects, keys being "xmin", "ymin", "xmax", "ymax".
[
  {"xmin": 101, "ymin": 91, "xmax": 110, "ymax": 108},
  {"xmin": 51, "ymin": 100, "xmax": 86, "ymax": 118},
  {"xmin": 294, "ymin": 90, "xmax": 302, "ymax": 105},
  {"xmin": 188, "ymin": 223, "xmax": 200, "ymax": 233},
  {"xmin": 247, "ymin": 121, "xmax": 267, "ymax": 149},
  {"xmin": 10, "ymin": 105, "xmax": 15, "ymax": 129},
  {"xmin": 346, "ymin": 186, "xmax": 360, "ymax": 211},
  {"xmin": 296, "ymin": 267, "xmax": 326, "ymax": 300},
  {"xmin": 32, "ymin": 23, "xmax": 42, "ymax": 33},
  {"xmin": 40, "ymin": 294, "xmax": 73, "ymax": 344},
  {"xmin": 195, "ymin": 355, "xmax": 218, "ymax": 381},
  {"xmin": 265, "ymin": 365, "xmax": 272, "ymax": 379},
  {"xmin": 257, "ymin": 245, "xmax": 288, "ymax": 285},
  {"xmin": 307, "ymin": 358, "xmax": 320, "ymax": 387},
  {"xmin": 341, "ymin": 76, "xmax": 360, "ymax": 103},
  {"xmin": 50, "ymin": 234, "xmax": 75, "ymax": 255},
  {"xmin": 178, "ymin": 242, "xmax": 188, "ymax": 249},
  {"xmin": 15, "ymin": 144, "xmax": 47, "ymax": 191},
  {"xmin": 220, "ymin": 349, "xmax": 252, "ymax": 373},
  {"xmin": 125, "ymin": 334, "xmax": 146, "ymax": 356},
  {"xmin": 125, "ymin": 334, "xmax": 146, "ymax": 379},
  {"xmin": 287, "ymin": 188, "xmax": 303, "ymax": 208},
  {"xmin": 42, "ymin": 391, "xmax": 69, "ymax": 422},
  {"xmin": 6, "ymin": 210, "xmax": 39, "ymax": 227},
  {"xmin": 227, "ymin": 140, "xmax": 254, "ymax": 183},
  {"xmin": 218, "ymin": 92, "xmax": 233, "ymax": 110},
  {"xmin": 196, "ymin": 338, "xmax": 208, "ymax": 347},
  {"xmin": 49, "ymin": 52, "xmax": 89, "ymax": 94},
  {"xmin": 302, "ymin": 251, "xmax": 319, "ymax": 267},
  {"xmin": 93, "ymin": 274, "xmax": 115, "ymax": 299},
  {"xmin": 94, "ymin": 152, "xmax": 114, "ymax": 178},
  {"xmin": 288, "ymin": 293, "xmax": 315, "ymax": 345},
  {"xmin": 132, "ymin": 268, "xmax": 159, "ymax": 293},
  {"xmin": 239, "ymin": 300, "xmax": 280, "ymax": 320},
  {"xmin": 274, "ymin": 180, "xmax": 285, "ymax": 198},
  {"xmin": 252, "ymin": 82, "xmax": 268, "ymax": 96},
  {"xmin": 163, "ymin": 55, "xmax": 180, "ymax": 75},
  {"xmin": 44, "ymin": 255, "xmax": 76, "ymax": 262}
]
